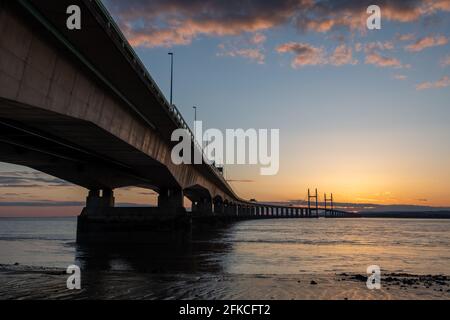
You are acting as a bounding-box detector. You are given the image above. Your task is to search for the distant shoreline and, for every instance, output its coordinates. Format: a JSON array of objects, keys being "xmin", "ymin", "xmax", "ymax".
[
  {"xmin": 359, "ymin": 211, "xmax": 450, "ymax": 219},
  {"xmin": 1, "ymin": 213, "xmax": 450, "ymax": 219}
]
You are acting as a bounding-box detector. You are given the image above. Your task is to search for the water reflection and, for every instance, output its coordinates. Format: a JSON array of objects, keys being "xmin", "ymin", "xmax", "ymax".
[{"xmin": 74, "ymin": 224, "xmax": 235, "ymax": 274}]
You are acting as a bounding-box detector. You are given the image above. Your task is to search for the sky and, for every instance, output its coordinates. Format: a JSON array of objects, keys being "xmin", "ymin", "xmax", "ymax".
[{"xmin": 1, "ymin": 0, "xmax": 450, "ymax": 216}]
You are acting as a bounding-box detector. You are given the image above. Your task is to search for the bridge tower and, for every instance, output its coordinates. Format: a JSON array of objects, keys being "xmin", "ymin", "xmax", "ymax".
[
  {"xmin": 324, "ymin": 193, "xmax": 334, "ymax": 217},
  {"xmin": 307, "ymin": 188, "xmax": 319, "ymax": 218}
]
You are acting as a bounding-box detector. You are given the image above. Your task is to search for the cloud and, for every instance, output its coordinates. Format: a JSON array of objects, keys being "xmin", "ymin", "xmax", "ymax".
[
  {"xmin": 104, "ymin": 0, "xmax": 450, "ymax": 48},
  {"xmin": 0, "ymin": 172, "xmax": 71, "ymax": 188},
  {"xmin": 276, "ymin": 42, "xmax": 356, "ymax": 68},
  {"xmin": 416, "ymin": 75, "xmax": 450, "ymax": 90},
  {"xmin": 0, "ymin": 200, "xmax": 84, "ymax": 207},
  {"xmin": 393, "ymin": 74, "xmax": 408, "ymax": 80},
  {"xmin": 218, "ymin": 48, "xmax": 265, "ymax": 64},
  {"xmin": 405, "ymin": 35, "xmax": 448, "ymax": 52},
  {"xmin": 396, "ymin": 33, "xmax": 416, "ymax": 41},
  {"xmin": 250, "ymin": 33, "xmax": 267, "ymax": 45},
  {"xmin": 295, "ymin": 0, "xmax": 446, "ymax": 33},
  {"xmin": 359, "ymin": 40, "xmax": 409, "ymax": 68},
  {"xmin": 364, "ymin": 41, "xmax": 395, "ymax": 52},
  {"xmin": 329, "ymin": 44, "xmax": 358, "ymax": 66},
  {"xmin": 217, "ymin": 33, "xmax": 266, "ymax": 64},
  {"xmin": 276, "ymin": 42, "xmax": 327, "ymax": 68},
  {"xmin": 105, "ymin": 0, "xmax": 301, "ymax": 48},
  {"xmin": 365, "ymin": 52, "xmax": 404, "ymax": 68}
]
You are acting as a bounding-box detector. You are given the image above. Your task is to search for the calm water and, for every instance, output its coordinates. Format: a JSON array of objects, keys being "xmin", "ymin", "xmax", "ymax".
[{"xmin": 0, "ymin": 217, "xmax": 450, "ymax": 275}]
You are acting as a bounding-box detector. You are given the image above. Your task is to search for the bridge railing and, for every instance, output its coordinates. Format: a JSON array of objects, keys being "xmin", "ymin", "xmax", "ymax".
[{"xmin": 92, "ymin": 0, "xmax": 231, "ymax": 190}]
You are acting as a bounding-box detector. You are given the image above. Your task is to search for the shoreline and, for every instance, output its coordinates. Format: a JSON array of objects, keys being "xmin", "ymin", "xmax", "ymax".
[{"xmin": 0, "ymin": 264, "xmax": 449, "ymax": 300}]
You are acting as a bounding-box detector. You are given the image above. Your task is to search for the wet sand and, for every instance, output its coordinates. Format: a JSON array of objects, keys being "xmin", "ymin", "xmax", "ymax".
[{"xmin": 1, "ymin": 265, "xmax": 449, "ymax": 300}]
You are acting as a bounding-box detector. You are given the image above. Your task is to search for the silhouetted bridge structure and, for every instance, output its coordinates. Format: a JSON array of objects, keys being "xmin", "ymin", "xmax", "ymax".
[{"xmin": 0, "ymin": 0, "xmax": 354, "ymax": 241}]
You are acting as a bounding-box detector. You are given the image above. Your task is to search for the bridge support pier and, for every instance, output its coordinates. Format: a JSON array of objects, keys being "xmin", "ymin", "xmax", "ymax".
[
  {"xmin": 77, "ymin": 187, "xmax": 190, "ymax": 244},
  {"xmin": 158, "ymin": 188, "xmax": 184, "ymax": 214},
  {"xmin": 193, "ymin": 198, "xmax": 213, "ymax": 215},
  {"xmin": 213, "ymin": 199, "xmax": 224, "ymax": 215},
  {"xmin": 84, "ymin": 188, "xmax": 115, "ymax": 215}
]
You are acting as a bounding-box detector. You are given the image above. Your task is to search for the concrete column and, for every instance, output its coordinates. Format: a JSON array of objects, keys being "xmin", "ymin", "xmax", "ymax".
[
  {"xmin": 86, "ymin": 189, "xmax": 101, "ymax": 208},
  {"xmin": 201, "ymin": 198, "xmax": 213, "ymax": 214},
  {"xmin": 223, "ymin": 203, "xmax": 229, "ymax": 215},
  {"xmin": 102, "ymin": 188, "xmax": 115, "ymax": 207},
  {"xmin": 86, "ymin": 188, "xmax": 115, "ymax": 209},
  {"xmin": 158, "ymin": 188, "xmax": 184, "ymax": 214},
  {"xmin": 214, "ymin": 200, "xmax": 223, "ymax": 214},
  {"xmin": 230, "ymin": 204, "xmax": 235, "ymax": 215},
  {"xmin": 192, "ymin": 198, "xmax": 212, "ymax": 214}
]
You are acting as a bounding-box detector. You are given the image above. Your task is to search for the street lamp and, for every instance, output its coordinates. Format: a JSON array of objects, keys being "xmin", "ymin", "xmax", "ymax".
[
  {"xmin": 193, "ymin": 105, "xmax": 197, "ymax": 123},
  {"xmin": 168, "ymin": 52, "xmax": 173, "ymax": 105},
  {"xmin": 193, "ymin": 105, "xmax": 197, "ymax": 140}
]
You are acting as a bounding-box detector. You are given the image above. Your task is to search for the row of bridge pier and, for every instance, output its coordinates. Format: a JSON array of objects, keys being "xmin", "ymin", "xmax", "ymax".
[
  {"xmin": 77, "ymin": 188, "xmax": 353, "ymax": 242},
  {"xmin": 192, "ymin": 201, "xmax": 349, "ymax": 218},
  {"xmin": 83, "ymin": 188, "xmax": 350, "ymax": 220}
]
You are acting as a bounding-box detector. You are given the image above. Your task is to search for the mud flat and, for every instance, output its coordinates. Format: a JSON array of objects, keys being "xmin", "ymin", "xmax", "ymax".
[{"xmin": 0, "ymin": 264, "xmax": 449, "ymax": 300}]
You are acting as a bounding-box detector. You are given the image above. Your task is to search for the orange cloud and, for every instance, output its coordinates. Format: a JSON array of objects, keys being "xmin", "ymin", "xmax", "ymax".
[
  {"xmin": 218, "ymin": 47, "xmax": 265, "ymax": 64},
  {"xmin": 396, "ymin": 33, "xmax": 416, "ymax": 41},
  {"xmin": 276, "ymin": 42, "xmax": 327, "ymax": 68},
  {"xmin": 365, "ymin": 52, "xmax": 404, "ymax": 68},
  {"xmin": 277, "ymin": 42, "xmax": 357, "ymax": 68},
  {"xmin": 105, "ymin": 0, "xmax": 450, "ymax": 48},
  {"xmin": 405, "ymin": 35, "xmax": 448, "ymax": 52},
  {"xmin": 217, "ymin": 33, "xmax": 267, "ymax": 64},
  {"xmin": 359, "ymin": 40, "xmax": 409, "ymax": 69},
  {"xmin": 250, "ymin": 33, "xmax": 267, "ymax": 45},
  {"xmin": 364, "ymin": 41, "xmax": 395, "ymax": 52},
  {"xmin": 416, "ymin": 75, "xmax": 450, "ymax": 90},
  {"xmin": 329, "ymin": 44, "xmax": 358, "ymax": 66}
]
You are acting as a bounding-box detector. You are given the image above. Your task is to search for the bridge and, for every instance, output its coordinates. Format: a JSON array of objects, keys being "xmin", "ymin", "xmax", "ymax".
[{"xmin": 0, "ymin": 0, "xmax": 353, "ymax": 240}]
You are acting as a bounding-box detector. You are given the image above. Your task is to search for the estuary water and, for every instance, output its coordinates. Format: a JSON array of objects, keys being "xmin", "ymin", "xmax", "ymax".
[
  {"xmin": 0, "ymin": 217, "xmax": 449, "ymax": 274},
  {"xmin": 0, "ymin": 217, "xmax": 449, "ymax": 299}
]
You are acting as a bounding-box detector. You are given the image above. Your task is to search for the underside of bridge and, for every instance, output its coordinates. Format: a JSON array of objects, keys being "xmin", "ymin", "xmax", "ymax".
[{"xmin": 0, "ymin": 0, "xmax": 352, "ymax": 242}]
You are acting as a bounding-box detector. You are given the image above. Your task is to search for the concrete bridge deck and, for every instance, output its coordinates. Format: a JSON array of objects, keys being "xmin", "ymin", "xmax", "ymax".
[{"xmin": 0, "ymin": 0, "xmax": 355, "ymax": 241}]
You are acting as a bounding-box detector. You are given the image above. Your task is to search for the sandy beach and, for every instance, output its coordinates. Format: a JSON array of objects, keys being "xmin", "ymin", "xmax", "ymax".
[{"xmin": 1, "ymin": 264, "xmax": 449, "ymax": 300}]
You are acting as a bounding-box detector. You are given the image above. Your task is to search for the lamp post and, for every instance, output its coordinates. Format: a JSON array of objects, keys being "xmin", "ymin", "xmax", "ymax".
[
  {"xmin": 193, "ymin": 105, "xmax": 197, "ymax": 124},
  {"xmin": 168, "ymin": 52, "xmax": 173, "ymax": 105},
  {"xmin": 193, "ymin": 105, "xmax": 198, "ymax": 144}
]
